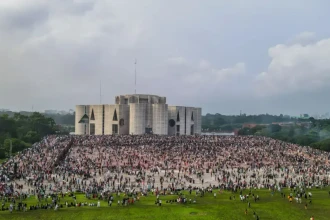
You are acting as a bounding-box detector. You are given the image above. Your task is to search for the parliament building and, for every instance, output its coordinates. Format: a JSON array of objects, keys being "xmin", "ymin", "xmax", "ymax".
[{"xmin": 75, "ymin": 94, "xmax": 202, "ymax": 135}]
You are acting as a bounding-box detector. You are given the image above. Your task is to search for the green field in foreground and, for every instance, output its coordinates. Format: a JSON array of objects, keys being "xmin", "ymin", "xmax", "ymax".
[{"xmin": 1, "ymin": 188, "xmax": 330, "ymax": 220}]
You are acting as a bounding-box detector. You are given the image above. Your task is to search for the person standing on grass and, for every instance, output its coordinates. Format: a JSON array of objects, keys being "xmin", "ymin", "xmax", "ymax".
[
  {"xmin": 9, "ymin": 203, "xmax": 13, "ymax": 213},
  {"xmin": 214, "ymin": 192, "xmax": 216, "ymax": 198}
]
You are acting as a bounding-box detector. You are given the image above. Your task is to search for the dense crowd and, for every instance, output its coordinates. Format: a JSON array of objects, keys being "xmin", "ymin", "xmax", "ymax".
[{"xmin": 1, "ymin": 134, "xmax": 330, "ymax": 212}]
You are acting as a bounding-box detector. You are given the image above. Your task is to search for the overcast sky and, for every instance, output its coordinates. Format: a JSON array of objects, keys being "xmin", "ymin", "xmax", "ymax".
[{"xmin": 1, "ymin": 0, "xmax": 330, "ymax": 116}]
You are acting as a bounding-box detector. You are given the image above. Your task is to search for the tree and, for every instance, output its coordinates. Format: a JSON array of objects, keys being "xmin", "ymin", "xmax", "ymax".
[
  {"xmin": 238, "ymin": 127, "xmax": 251, "ymax": 135},
  {"xmin": 0, "ymin": 113, "xmax": 58, "ymax": 159},
  {"xmin": 23, "ymin": 131, "xmax": 40, "ymax": 143},
  {"xmin": 288, "ymin": 126, "xmax": 295, "ymax": 137},
  {"xmin": 311, "ymin": 138, "xmax": 330, "ymax": 151},
  {"xmin": 0, "ymin": 148, "xmax": 6, "ymax": 159},
  {"xmin": 269, "ymin": 124, "xmax": 282, "ymax": 133},
  {"xmin": 4, "ymin": 138, "xmax": 30, "ymax": 155}
]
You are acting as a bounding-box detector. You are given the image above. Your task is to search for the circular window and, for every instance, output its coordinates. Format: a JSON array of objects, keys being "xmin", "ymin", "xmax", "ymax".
[
  {"xmin": 169, "ymin": 119, "xmax": 175, "ymax": 127},
  {"xmin": 119, "ymin": 119, "xmax": 124, "ymax": 126}
]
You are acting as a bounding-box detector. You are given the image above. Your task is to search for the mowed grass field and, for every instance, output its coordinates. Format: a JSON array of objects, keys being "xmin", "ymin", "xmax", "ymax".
[{"xmin": 1, "ymin": 187, "xmax": 330, "ymax": 220}]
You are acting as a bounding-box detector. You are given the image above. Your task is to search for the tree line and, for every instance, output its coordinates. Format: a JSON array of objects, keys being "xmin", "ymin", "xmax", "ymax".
[
  {"xmin": 0, "ymin": 113, "xmax": 58, "ymax": 159},
  {"xmin": 202, "ymin": 113, "xmax": 294, "ymax": 132},
  {"xmin": 237, "ymin": 117, "xmax": 330, "ymax": 152}
]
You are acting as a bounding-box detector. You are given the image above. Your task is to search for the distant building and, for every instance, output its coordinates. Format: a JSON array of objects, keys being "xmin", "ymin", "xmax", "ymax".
[{"xmin": 75, "ymin": 94, "xmax": 202, "ymax": 135}]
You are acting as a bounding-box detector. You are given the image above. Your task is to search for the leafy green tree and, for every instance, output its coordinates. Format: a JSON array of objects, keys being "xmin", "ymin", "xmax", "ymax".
[
  {"xmin": 269, "ymin": 124, "xmax": 282, "ymax": 133},
  {"xmin": 288, "ymin": 126, "xmax": 295, "ymax": 137},
  {"xmin": 4, "ymin": 138, "xmax": 31, "ymax": 155},
  {"xmin": 0, "ymin": 148, "xmax": 6, "ymax": 159},
  {"xmin": 311, "ymin": 138, "xmax": 330, "ymax": 151},
  {"xmin": 23, "ymin": 131, "xmax": 40, "ymax": 143}
]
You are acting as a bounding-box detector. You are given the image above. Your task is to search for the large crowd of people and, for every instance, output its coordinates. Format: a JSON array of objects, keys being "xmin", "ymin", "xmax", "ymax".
[{"xmin": 1, "ymin": 134, "xmax": 330, "ymax": 213}]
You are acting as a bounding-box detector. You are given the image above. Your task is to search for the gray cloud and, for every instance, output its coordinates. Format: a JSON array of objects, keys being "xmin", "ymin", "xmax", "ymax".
[{"xmin": 0, "ymin": 0, "xmax": 330, "ymax": 116}]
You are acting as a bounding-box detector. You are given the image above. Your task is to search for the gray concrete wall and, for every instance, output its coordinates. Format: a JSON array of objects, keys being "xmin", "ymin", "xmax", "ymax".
[
  {"xmin": 104, "ymin": 105, "xmax": 111, "ymax": 135},
  {"xmin": 167, "ymin": 106, "xmax": 177, "ymax": 135},
  {"xmin": 152, "ymin": 104, "xmax": 168, "ymax": 135},
  {"xmin": 118, "ymin": 104, "xmax": 130, "ymax": 135},
  {"xmin": 185, "ymin": 107, "xmax": 193, "ymax": 135},
  {"xmin": 146, "ymin": 104, "xmax": 153, "ymax": 131},
  {"xmin": 168, "ymin": 106, "xmax": 185, "ymax": 135},
  {"xmin": 194, "ymin": 107, "xmax": 202, "ymax": 134},
  {"xmin": 89, "ymin": 105, "xmax": 103, "ymax": 135},
  {"xmin": 109, "ymin": 105, "xmax": 118, "ymax": 134},
  {"xmin": 129, "ymin": 103, "xmax": 147, "ymax": 134},
  {"xmin": 75, "ymin": 105, "xmax": 89, "ymax": 135}
]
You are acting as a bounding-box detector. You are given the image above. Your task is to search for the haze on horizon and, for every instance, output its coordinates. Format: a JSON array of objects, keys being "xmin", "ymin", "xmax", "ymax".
[{"xmin": 1, "ymin": 0, "xmax": 330, "ymax": 116}]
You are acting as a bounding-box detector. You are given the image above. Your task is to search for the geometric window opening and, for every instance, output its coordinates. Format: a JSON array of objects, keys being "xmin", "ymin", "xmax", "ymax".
[
  {"xmin": 112, "ymin": 124, "xmax": 118, "ymax": 134},
  {"xmin": 79, "ymin": 114, "xmax": 89, "ymax": 123},
  {"xmin": 90, "ymin": 123, "xmax": 95, "ymax": 135},
  {"xmin": 113, "ymin": 109, "xmax": 118, "ymax": 121},
  {"xmin": 191, "ymin": 112, "xmax": 194, "ymax": 121},
  {"xmin": 169, "ymin": 119, "xmax": 175, "ymax": 127},
  {"xmin": 119, "ymin": 118, "xmax": 124, "ymax": 126},
  {"xmin": 177, "ymin": 111, "xmax": 180, "ymax": 122},
  {"xmin": 90, "ymin": 109, "xmax": 95, "ymax": 120}
]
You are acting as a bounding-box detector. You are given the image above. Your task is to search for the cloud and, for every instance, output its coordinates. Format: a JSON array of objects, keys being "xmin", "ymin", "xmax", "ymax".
[
  {"xmin": 165, "ymin": 57, "xmax": 245, "ymax": 86},
  {"xmin": 255, "ymin": 35, "xmax": 330, "ymax": 97},
  {"xmin": 0, "ymin": 1, "xmax": 329, "ymax": 115},
  {"xmin": 287, "ymin": 31, "xmax": 317, "ymax": 45},
  {"xmin": 0, "ymin": 0, "xmax": 150, "ymax": 110},
  {"xmin": 166, "ymin": 57, "xmax": 188, "ymax": 66}
]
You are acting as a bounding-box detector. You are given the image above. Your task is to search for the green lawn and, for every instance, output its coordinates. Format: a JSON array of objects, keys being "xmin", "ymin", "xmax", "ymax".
[{"xmin": 1, "ymin": 188, "xmax": 329, "ymax": 220}]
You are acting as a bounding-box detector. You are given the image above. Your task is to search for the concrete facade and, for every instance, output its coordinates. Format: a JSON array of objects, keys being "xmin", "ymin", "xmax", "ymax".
[{"xmin": 75, "ymin": 94, "xmax": 201, "ymax": 135}]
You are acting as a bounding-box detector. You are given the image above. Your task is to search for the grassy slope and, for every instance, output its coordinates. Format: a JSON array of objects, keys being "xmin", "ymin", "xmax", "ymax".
[{"xmin": 1, "ymin": 188, "xmax": 329, "ymax": 220}]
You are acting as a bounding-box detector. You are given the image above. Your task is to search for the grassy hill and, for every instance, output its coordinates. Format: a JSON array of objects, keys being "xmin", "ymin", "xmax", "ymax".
[{"xmin": 2, "ymin": 187, "xmax": 329, "ymax": 220}]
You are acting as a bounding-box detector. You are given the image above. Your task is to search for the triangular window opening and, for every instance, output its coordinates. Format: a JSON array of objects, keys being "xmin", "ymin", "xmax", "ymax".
[
  {"xmin": 90, "ymin": 109, "xmax": 95, "ymax": 120},
  {"xmin": 79, "ymin": 114, "xmax": 89, "ymax": 123},
  {"xmin": 113, "ymin": 109, "xmax": 118, "ymax": 121},
  {"xmin": 191, "ymin": 112, "xmax": 194, "ymax": 121},
  {"xmin": 177, "ymin": 111, "xmax": 180, "ymax": 122}
]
